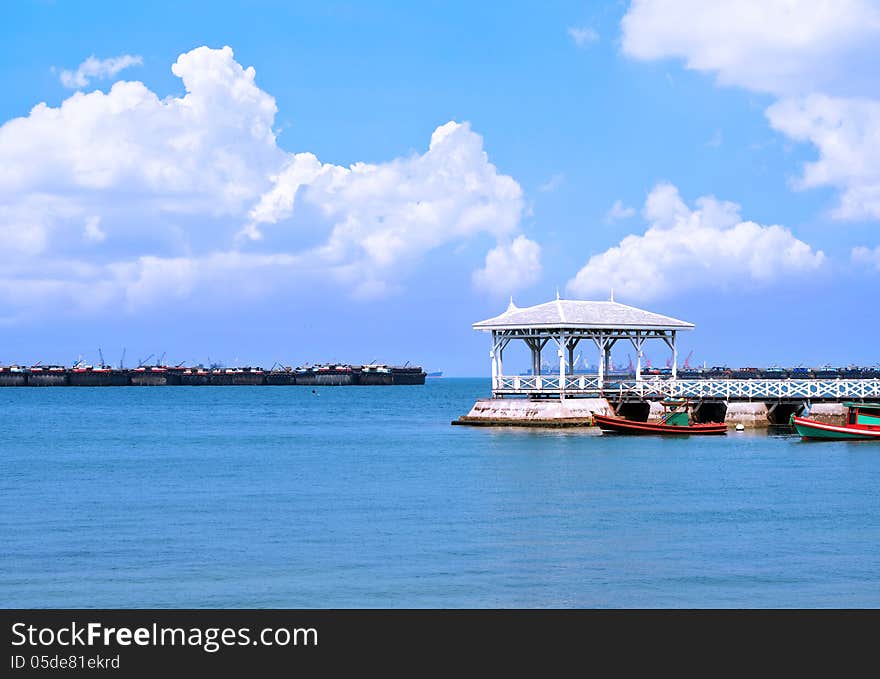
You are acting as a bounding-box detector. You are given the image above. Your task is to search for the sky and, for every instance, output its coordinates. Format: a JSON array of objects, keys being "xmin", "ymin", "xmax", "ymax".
[{"xmin": 0, "ymin": 0, "xmax": 878, "ymax": 375}]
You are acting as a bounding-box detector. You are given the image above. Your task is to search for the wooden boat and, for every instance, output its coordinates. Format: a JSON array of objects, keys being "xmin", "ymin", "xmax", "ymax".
[
  {"xmin": 593, "ymin": 398, "xmax": 727, "ymax": 436},
  {"xmin": 791, "ymin": 402, "xmax": 880, "ymax": 440}
]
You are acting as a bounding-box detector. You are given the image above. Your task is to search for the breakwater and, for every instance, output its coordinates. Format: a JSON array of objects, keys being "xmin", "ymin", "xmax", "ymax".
[{"xmin": 0, "ymin": 364, "xmax": 426, "ymax": 386}]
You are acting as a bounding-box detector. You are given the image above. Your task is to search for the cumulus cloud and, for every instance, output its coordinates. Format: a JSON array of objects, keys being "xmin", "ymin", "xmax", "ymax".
[
  {"xmin": 621, "ymin": 0, "xmax": 880, "ymax": 97},
  {"xmin": 620, "ymin": 0, "xmax": 880, "ymax": 222},
  {"xmin": 566, "ymin": 183, "xmax": 824, "ymax": 301},
  {"xmin": 473, "ymin": 235, "xmax": 542, "ymax": 296},
  {"xmin": 568, "ymin": 26, "xmax": 599, "ymax": 48},
  {"xmin": 767, "ymin": 95, "xmax": 880, "ymax": 220},
  {"xmin": 59, "ymin": 54, "xmax": 143, "ymax": 89},
  {"xmin": 605, "ymin": 200, "xmax": 636, "ymax": 223},
  {"xmin": 243, "ymin": 120, "xmax": 526, "ymax": 291},
  {"xmin": 852, "ymin": 245, "xmax": 880, "ymax": 271},
  {"xmin": 0, "ymin": 45, "xmax": 533, "ymax": 312}
]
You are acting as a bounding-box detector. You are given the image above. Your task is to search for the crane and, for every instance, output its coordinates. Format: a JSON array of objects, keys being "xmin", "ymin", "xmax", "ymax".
[
  {"xmin": 119, "ymin": 348, "xmax": 126, "ymax": 370},
  {"xmin": 683, "ymin": 350, "xmax": 694, "ymax": 369},
  {"xmin": 98, "ymin": 347, "xmax": 105, "ymax": 368},
  {"xmin": 158, "ymin": 351, "xmax": 166, "ymax": 367},
  {"xmin": 138, "ymin": 353, "xmax": 154, "ymax": 368}
]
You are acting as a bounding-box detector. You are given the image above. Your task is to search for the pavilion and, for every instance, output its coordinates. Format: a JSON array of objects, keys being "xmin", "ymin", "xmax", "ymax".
[{"xmin": 473, "ymin": 295, "xmax": 694, "ymax": 398}]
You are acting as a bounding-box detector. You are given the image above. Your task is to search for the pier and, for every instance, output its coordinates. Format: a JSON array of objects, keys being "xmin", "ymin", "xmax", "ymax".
[
  {"xmin": 455, "ymin": 296, "xmax": 880, "ymax": 427},
  {"xmin": 0, "ymin": 364, "xmax": 427, "ymax": 387}
]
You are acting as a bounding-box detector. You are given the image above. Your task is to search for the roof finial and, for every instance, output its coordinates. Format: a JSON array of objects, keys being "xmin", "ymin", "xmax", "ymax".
[
  {"xmin": 610, "ymin": 287, "xmax": 614, "ymax": 302},
  {"xmin": 556, "ymin": 287, "xmax": 560, "ymax": 300},
  {"xmin": 506, "ymin": 296, "xmax": 518, "ymax": 312}
]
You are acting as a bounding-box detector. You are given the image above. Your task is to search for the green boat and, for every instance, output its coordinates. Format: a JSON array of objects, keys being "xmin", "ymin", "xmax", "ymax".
[{"xmin": 791, "ymin": 402, "xmax": 880, "ymax": 440}]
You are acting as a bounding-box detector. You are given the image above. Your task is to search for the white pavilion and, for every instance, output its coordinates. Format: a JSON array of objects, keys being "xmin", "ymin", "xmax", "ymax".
[{"xmin": 473, "ymin": 295, "xmax": 694, "ymax": 398}]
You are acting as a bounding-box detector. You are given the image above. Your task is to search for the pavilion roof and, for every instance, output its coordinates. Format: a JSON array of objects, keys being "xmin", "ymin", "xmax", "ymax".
[{"xmin": 473, "ymin": 298, "xmax": 694, "ymax": 331}]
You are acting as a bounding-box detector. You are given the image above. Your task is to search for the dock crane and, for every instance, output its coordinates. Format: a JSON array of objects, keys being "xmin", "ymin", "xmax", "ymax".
[
  {"xmin": 158, "ymin": 351, "xmax": 166, "ymax": 367},
  {"xmin": 119, "ymin": 348, "xmax": 126, "ymax": 370},
  {"xmin": 137, "ymin": 354, "xmax": 154, "ymax": 368},
  {"xmin": 683, "ymin": 350, "xmax": 694, "ymax": 369},
  {"xmin": 98, "ymin": 348, "xmax": 105, "ymax": 368}
]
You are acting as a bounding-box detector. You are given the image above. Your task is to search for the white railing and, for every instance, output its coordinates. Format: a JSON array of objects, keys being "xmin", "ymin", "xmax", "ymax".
[{"xmin": 492, "ymin": 376, "xmax": 880, "ymax": 400}]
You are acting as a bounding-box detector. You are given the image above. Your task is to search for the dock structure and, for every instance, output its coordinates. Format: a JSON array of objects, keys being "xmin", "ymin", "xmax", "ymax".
[
  {"xmin": 474, "ymin": 294, "xmax": 692, "ymax": 397},
  {"xmin": 456, "ymin": 296, "xmax": 880, "ymax": 427},
  {"xmin": 0, "ymin": 364, "xmax": 427, "ymax": 387}
]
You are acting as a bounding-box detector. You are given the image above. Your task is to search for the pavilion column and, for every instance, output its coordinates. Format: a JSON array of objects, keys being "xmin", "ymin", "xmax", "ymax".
[
  {"xmin": 567, "ymin": 338, "xmax": 577, "ymax": 375},
  {"xmin": 530, "ymin": 339, "xmax": 539, "ymax": 376},
  {"xmin": 498, "ymin": 340, "xmax": 505, "ymax": 379},
  {"xmin": 558, "ymin": 331, "xmax": 566, "ymax": 401},
  {"xmin": 671, "ymin": 331, "xmax": 678, "ymax": 379},
  {"xmin": 490, "ymin": 330, "xmax": 498, "ymax": 393},
  {"xmin": 534, "ymin": 338, "xmax": 549, "ymax": 376},
  {"xmin": 534, "ymin": 341, "xmax": 540, "ymax": 376},
  {"xmin": 631, "ymin": 332, "xmax": 644, "ymax": 382},
  {"xmin": 595, "ymin": 333, "xmax": 606, "ymax": 391}
]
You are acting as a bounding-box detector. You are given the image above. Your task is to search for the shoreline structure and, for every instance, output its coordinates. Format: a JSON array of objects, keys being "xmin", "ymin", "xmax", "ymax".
[
  {"xmin": 454, "ymin": 296, "xmax": 879, "ymax": 429},
  {"xmin": 0, "ymin": 363, "xmax": 426, "ymax": 387}
]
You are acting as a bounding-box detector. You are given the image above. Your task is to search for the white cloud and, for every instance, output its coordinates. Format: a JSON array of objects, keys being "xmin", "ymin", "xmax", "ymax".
[
  {"xmin": 567, "ymin": 183, "xmax": 824, "ymax": 301},
  {"xmin": 568, "ymin": 26, "xmax": 599, "ymax": 48},
  {"xmin": 538, "ymin": 172, "xmax": 564, "ymax": 193},
  {"xmin": 59, "ymin": 54, "xmax": 143, "ymax": 89},
  {"xmin": 83, "ymin": 216, "xmax": 105, "ymax": 242},
  {"xmin": 473, "ymin": 235, "xmax": 542, "ymax": 296},
  {"xmin": 852, "ymin": 245, "xmax": 880, "ymax": 270},
  {"xmin": 620, "ymin": 0, "xmax": 880, "ymax": 223},
  {"xmin": 605, "ymin": 200, "xmax": 636, "ymax": 222},
  {"xmin": 767, "ymin": 95, "xmax": 880, "ymax": 220},
  {"xmin": 621, "ymin": 0, "xmax": 880, "ymax": 97},
  {"xmin": 2, "ymin": 45, "xmax": 280, "ymax": 238},
  {"xmin": 0, "ymin": 45, "xmax": 534, "ymax": 312},
  {"xmin": 244, "ymin": 120, "xmax": 525, "ymax": 291}
]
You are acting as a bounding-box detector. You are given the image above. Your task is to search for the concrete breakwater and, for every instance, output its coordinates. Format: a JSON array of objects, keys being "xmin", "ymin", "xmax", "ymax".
[
  {"xmin": 0, "ymin": 364, "xmax": 427, "ymax": 387},
  {"xmin": 453, "ymin": 398, "xmax": 849, "ymax": 428}
]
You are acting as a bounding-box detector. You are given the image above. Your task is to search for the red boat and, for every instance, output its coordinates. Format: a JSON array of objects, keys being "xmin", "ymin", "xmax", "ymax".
[
  {"xmin": 593, "ymin": 399, "xmax": 727, "ymax": 435},
  {"xmin": 592, "ymin": 414, "xmax": 727, "ymax": 435}
]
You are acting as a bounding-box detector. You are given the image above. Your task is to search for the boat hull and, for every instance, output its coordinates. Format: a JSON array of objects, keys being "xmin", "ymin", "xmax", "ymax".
[
  {"xmin": 592, "ymin": 414, "xmax": 727, "ymax": 436},
  {"xmin": 792, "ymin": 416, "xmax": 880, "ymax": 440}
]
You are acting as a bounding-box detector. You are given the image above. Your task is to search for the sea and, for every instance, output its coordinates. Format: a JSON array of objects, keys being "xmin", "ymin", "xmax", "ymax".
[{"xmin": 3, "ymin": 378, "xmax": 879, "ymax": 608}]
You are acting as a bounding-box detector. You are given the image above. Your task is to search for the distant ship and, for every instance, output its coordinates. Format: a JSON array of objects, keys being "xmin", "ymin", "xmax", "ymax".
[{"xmin": 426, "ymin": 371, "xmax": 443, "ymax": 378}]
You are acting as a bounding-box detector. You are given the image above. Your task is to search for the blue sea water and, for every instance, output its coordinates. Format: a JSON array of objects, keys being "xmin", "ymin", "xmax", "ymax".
[{"xmin": 2, "ymin": 378, "xmax": 880, "ymax": 608}]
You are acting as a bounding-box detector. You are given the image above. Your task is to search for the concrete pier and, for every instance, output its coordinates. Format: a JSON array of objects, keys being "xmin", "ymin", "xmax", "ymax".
[
  {"xmin": 453, "ymin": 398, "xmax": 612, "ymax": 427},
  {"xmin": 454, "ymin": 397, "xmax": 849, "ymax": 428},
  {"xmin": 462, "ymin": 296, "xmax": 878, "ymax": 430}
]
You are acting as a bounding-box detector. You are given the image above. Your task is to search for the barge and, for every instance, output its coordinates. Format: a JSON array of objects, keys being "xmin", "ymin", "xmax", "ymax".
[{"xmin": 0, "ymin": 363, "xmax": 427, "ymax": 386}]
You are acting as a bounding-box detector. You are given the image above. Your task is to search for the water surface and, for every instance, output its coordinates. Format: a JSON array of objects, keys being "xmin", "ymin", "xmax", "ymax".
[{"xmin": 2, "ymin": 379, "xmax": 879, "ymax": 607}]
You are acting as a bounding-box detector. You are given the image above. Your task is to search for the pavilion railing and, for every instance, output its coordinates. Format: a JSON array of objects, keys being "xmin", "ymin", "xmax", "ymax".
[{"xmin": 492, "ymin": 376, "xmax": 880, "ymax": 400}]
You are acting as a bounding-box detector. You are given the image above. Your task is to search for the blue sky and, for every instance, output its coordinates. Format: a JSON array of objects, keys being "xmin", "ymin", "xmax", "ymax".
[{"xmin": 0, "ymin": 1, "xmax": 878, "ymax": 374}]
